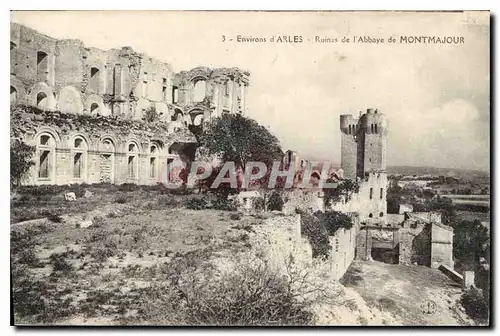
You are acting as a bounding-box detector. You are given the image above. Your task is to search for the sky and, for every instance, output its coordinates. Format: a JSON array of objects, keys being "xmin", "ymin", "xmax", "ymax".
[{"xmin": 11, "ymin": 11, "xmax": 491, "ymax": 171}]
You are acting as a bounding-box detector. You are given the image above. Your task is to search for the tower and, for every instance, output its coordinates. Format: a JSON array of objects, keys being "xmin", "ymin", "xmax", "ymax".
[
  {"xmin": 339, "ymin": 108, "xmax": 388, "ymax": 226},
  {"xmin": 339, "ymin": 114, "xmax": 359, "ymax": 179},
  {"xmin": 356, "ymin": 108, "xmax": 387, "ymax": 177}
]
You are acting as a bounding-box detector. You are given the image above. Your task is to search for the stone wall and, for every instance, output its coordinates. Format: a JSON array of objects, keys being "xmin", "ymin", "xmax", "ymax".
[
  {"xmin": 329, "ymin": 223, "xmax": 358, "ymax": 280},
  {"xmin": 282, "ymin": 189, "xmax": 324, "ymax": 214},
  {"xmin": 430, "ymin": 222, "xmax": 453, "ymax": 268},
  {"xmin": 11, "ymin": 105, "xmax": 197, "ymax": 186},
  {"xmin": 11, "ymin": 22, "xmax": 249, "ymax": 126},
  {"xmin": 250, "ymin": 214, "xmax": 312, "ymax": 270},
  {"xmin": 399, "ymin": 224, "xmax": 432, "ymax": 266}
]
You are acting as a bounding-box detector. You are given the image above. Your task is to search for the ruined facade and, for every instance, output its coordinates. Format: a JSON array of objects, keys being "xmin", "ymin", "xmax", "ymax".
[{"xmin": 10, "ymin": 22, "xmax": 249, "ymax": 185}]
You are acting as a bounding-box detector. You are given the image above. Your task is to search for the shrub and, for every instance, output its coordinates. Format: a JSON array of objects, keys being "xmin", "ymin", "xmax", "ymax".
[
  {"xmin": 180, "ymin": 262, "xmax": 315, "ymax": 325},
  {"xmin": 118, "ymin": 183, "xmax": 139, "ymax": 192},
  {"xmin": 115, "ymin": 195, "xmax": 129, "ymax": 204},
  {"xmin": 253, "ymin": 197, "xmax": 265, "ymax": 211},
  {"xmin": 230, "ymin": 213, "xmax": 242, "ymax": 220},
  {"xmin": 460, "ymin": 287, "xmax": 489, "ymax": 323},
  {"xmin": 186, "ymin": 198, "xmax": 209, "ymax": 210},
  {"xmin": 143, "ymin": 106, "xmax": 159, "ymax": 123},
  {"xmin": 212, "ymin": 197, "xmax": 237, "ymax": 211},
  {"xmin": 50, "ymin": 254, "xmax": 73, "ymax": 275},
  {"xmin": 40, "ymin": 211, "xmax": 63, "ymax": 223},
  {"xmin": 10, "ymin": 139, "xmax": 36, "ymax": 188},
  {"xmin": 323, "ymin": 179, "xmax": 359, "ymax": 207},
  {"xmin": 17, "ymin": 249, "xmax": 43, "ymax": 268},
  {"xmin": 267, "ymin": 192, "xmax": 284, "ymax": 211},
  {"xmin": 300, "ymin": 212, "xmax": 331, "ymax": 260},
  {"xmin": 317, "ymin": 211, "xmax": 354, "ymax": 235}
]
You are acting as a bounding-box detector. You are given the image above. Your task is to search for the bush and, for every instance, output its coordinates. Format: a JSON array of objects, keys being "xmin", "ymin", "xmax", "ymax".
[
  {"xmin": 186, "ymin": 198, "xmax": 209, "ymax": 210},
  {"xmin": 50, "ymin": 254, "xmax": 73, "ymax": 275},
  {"xmin": 118, "ymin": 183, "xmax": 139, "ymax": 192},
  {"xmin": 267, "ymin": 192, "xmax": 284, "ymax": 211},
  {"xmin": 316, "ymin": 211, "xmax": 354, "ymax": 236},
  {"xmin": 300, "ymin": 212, "xmax": 331, "ymax": 260},
  {"xmin": 180, "ymin": 262, "xmax": 315, "ymax": 325},
  {"xmin": 212, "ymin": 197, "xmax": 237, "ymax": 211},
  {"xmin": 10, "ymin": 139, "xmax": 36, "ymax": 188},
  {"xmin": 230, "ymin": 213, "xmax": 242, "ymax": 220},
  {"xmin": 460, "ymin": 287, "xmax": 489, "ymax": 323},
  {"xmin": 115, "ymin": 195, "xmax": 129, "ymax": 204}
]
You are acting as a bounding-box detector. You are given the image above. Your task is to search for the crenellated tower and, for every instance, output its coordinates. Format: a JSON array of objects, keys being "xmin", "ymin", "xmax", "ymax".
[{"xmin": 340, "ymin": 108, "xmax": 388, "ymax": 226}]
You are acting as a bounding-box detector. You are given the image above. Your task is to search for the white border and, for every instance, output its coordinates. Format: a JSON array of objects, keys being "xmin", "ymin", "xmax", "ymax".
[{"xmin": 2, "ymin": 1, "xmax": 497, "ymax": 335}]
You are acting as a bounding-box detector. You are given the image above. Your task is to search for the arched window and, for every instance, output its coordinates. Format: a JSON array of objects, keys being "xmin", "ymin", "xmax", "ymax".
[
  {"xmin": 10, "ymin": 86, "xmax": 17, "ymax": 105},
  {"xmin": 192, "ymin": 79, "xmax": 206, "ymax": 103},
  {"xmin": 127, "ymin": 142, "xmax": 139, "ymax": 179},
  {"xmin": 36, "ymin": 92, "xmax": 48, "ymax": 109},
  {"xmin": 369, "ymin": 213, "xmax": 373, "ymax": 218},
  {"xmin": 37, "ymin": 51, "xmax": 49, "ymax": 81},
  {"xmin": 90, "ymin": 102, "xmax": 99, "ymax": 115},
  {"xmin": 72, "ymin": 136, "xmax": 88, "ymax": 180},
  {"xmin": 89, "ymin": 67, "xmax": 100, "ymax": 92},
  {"xmin": 374, "ymin": 124, "xmax": 378, "ymax": 134},
  {"xmin": 100, "ymin": 138, "xmax": 115, "ymax": 183},
  {"xmin": 37, "ymin": 133, "xmax": 56, "ymax": 181},
  {"xmin": 379, "ymin": 212, "xmax": 384, "ymax": 217},
  {"xmin": 348, "ymin": 125, "xmax": 352, "ymax": 134},
  {"xmin": 193, "ymin": 114, "xmax": 204, "ymax": 126},
  {"xmin": 370, "ymin": 124, "xmax": 374, "ymax": 133},
  {"xmin": 149, "ymin": 144, "xmax": 159, "ymax": 179}
]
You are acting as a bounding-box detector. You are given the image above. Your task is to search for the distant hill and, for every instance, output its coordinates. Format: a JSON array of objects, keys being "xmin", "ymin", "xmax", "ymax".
[{"xmin": 387, "ymin": 166, "xmax": 490, "ymax": 181}]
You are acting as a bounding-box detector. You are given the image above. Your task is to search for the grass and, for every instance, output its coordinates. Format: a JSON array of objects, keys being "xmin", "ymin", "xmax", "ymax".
[{"xmin": 11, "ymin": 185, "xmax": 274, "ymax": 325}]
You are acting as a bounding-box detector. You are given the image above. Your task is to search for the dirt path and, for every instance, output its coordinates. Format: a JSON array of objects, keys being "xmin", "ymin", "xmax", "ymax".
[{"xmin": 339, "ymin": 260, "xmax": 475, "ymax": 326}]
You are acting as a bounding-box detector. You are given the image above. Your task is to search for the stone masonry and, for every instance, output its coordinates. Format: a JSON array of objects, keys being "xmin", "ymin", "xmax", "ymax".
[{"xmin": 10, "ymin": 22, "xmax": 249, "ymax": 186}]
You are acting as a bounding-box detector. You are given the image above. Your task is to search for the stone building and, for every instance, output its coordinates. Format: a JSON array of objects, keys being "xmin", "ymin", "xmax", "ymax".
[
  {"xmin": 339, "ymin": 109, "xmax": 388, "ymax": 225},
  {"xmin": 10, "ymin": 22, "xmax": 249, "ymax": 185}
]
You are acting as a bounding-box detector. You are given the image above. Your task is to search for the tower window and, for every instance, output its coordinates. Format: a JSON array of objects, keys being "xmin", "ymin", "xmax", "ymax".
[
  {"xmin": 369, "ymin": 213, "xmax": 373, "ymax": 218},
  {"xmin": 380, "ymin": 188, "xmax": 383, "ymax": 199},
  {"xmin": 379, "ymin": 212, "xmax": 384, "ymax": 217},
  {"xmin": 369, "ymin": 187, "xmax": 373, "ymax": 199},
  {"xmin": 375, "ymin": 124, "xmax": 378, "ymax": 133}
]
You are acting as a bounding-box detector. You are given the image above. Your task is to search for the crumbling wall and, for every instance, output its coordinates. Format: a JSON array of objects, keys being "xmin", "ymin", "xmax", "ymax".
[
  {"xmin": 399, "ymin": 224, "xmax": 431, "ymax": 266},
  {"xmin": 282, "ymin": 189, "xmax": 324, "ymax": 214},
  {"xmin": 430, "ymin": 223, "xmax": 453, "ymax": 268},
  {"xmin": 11, "ymin": 22, "xmax": 249, "ymax": 123},
  {"xmin": 250, "ymin": 214, "xmax": 312, "ymax": 270}
]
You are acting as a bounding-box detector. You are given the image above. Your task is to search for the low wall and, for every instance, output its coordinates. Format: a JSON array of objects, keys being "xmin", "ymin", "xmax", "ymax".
[{"xmin": 329, "ymin": 225, "xmax": 358, "ymax": 280}]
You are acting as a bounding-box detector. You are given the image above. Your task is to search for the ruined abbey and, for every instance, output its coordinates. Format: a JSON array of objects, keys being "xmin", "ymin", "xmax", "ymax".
[
  {"xmin": 10, "ymin": 22, "xmax": 453, "ymax": 273},
  {"xmin": 10, "ymin": 22, "xmax": 249, "ymax": 186}
]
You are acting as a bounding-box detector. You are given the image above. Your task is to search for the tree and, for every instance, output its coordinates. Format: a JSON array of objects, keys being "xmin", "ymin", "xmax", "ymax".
[
  {"xmin": 10, "ymin": 139, "xmax": 35, "ymax": 188},
  {"xmin": 198, "ymin": 114, "xmax": 283, "ymax": 178},
  {"xmin": 452, "ymin": 219, "xmax": 489, "ymax": 264},
  {"xmin": 323, "ymin": 179, "xmax": 359, "ymax": 207}
]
